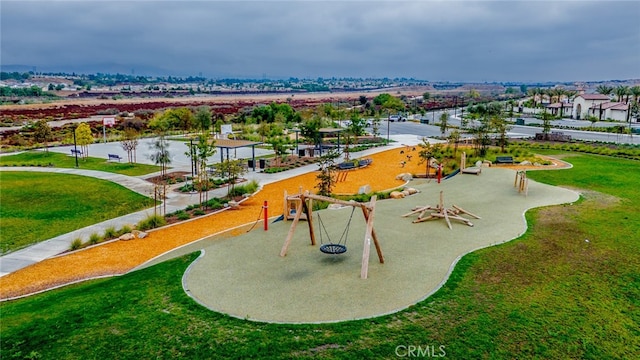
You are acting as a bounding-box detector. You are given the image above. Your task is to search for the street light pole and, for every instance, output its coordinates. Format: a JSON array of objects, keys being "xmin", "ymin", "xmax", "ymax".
[{"xmin": 386, "ymin": 110, "xmax": 390, "ymax": 144}]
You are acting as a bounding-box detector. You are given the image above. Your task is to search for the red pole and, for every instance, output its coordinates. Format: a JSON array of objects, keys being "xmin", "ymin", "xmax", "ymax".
[
  {"xmin": 437, "ymin": 164, "xmax": 442, "ymax": 184},
  {"xmin": 263, "ymin": 200, "xmax": 268, "ymax": 231}
]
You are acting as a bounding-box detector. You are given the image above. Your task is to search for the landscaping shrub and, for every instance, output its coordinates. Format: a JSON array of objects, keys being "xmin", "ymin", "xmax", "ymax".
[
  {"xmin": 103, "ymin": 226, "xmax": 118, "ymax": 239},
  {"xmin": 88, "ymin": 233, "xmax": 102, "ymax": 245},
  {"xmin": 228, "ymin": 180, "xmax": 259, "ymax": 197},
  {"xmin": 118, "ymin": 225, "xmax": 132, "ymax": 235},
  {"xmin": 69, "ymin": 238, "xmax": 83, "ymax": 251},
  {"xmin": 176, "ymin": 211, "xmax": 191, "ymax": 221},
  {"xmin": 137, "ymin": 214, "xmax": 166, "ymax": 231}
]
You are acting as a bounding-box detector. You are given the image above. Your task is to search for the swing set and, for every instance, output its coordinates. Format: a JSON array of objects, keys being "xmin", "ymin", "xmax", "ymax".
[{"xmin": 280, "ymin": 190, "xmax": 384, "ymax": 279}]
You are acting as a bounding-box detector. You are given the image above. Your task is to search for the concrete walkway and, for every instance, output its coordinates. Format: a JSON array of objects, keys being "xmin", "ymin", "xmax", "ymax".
[{"xmin": 0, "ymin": 135, "xmax": 425, "ymax": 277}]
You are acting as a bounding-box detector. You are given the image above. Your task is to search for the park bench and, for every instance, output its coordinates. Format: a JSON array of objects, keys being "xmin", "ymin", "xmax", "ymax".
[
  {"xmin": 337, "ymin": 162, "xmax": 356, "ymax": 170},
  {"xmin": 494, "ymin": 156, "xmax": 514, "ymax": 164},
  {"xmin": 108, "ymin": 154, "xmax": 123, "ymax": 162},
  {"xmin": 70, "ymin": 149, "xmax": 83, "ymax": 156}
]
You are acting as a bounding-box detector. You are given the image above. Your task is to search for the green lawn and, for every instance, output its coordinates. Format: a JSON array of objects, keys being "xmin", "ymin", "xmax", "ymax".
[
  {"xmin": 1, "ymin": 152, "xmax": 639, "ymax": 359},
  {"xmin": 0, "ymin": 151, "xmax": 160, "ymax": 176},
  {"xmin": 0, "ymin": 172, "xmax": 155, "ymax": 253}
]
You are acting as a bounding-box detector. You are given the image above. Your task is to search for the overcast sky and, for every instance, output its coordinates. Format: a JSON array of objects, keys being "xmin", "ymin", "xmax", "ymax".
[{"xmin": 1, "ymin": 1, "xmax": 639, "ymax": 82}]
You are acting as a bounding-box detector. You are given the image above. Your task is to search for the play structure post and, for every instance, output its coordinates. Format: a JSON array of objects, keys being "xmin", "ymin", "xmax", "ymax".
[
  {"xmin": 437, "ymin": 164, "xmax": 442, "ymax": 183},
  {"xmin": 263, "ymin": 200, "xmax": 268, "ymax": 231}
]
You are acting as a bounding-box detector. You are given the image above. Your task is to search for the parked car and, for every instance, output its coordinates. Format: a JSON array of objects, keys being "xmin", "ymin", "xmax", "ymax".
[{"xmin": 388, "ymin": 114, "xmax": 406, "ymax": 122}]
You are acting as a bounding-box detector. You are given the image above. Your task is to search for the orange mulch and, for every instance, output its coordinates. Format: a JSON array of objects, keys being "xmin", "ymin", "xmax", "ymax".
[{"xmin": 0, "ymin": 147, "xmax": 427, "ymax": 299}]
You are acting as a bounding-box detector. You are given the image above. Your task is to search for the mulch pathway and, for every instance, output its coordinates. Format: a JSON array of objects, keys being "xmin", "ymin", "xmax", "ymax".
[{"xmin": 0, "ymin": 147, "xmax": 564, "ymax": 299}]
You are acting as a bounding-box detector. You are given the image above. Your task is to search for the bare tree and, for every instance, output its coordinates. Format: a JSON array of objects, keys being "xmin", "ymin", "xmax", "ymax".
[{"xmin": 121, "ymin": 128, "xmax": 139, "ymax": 163}]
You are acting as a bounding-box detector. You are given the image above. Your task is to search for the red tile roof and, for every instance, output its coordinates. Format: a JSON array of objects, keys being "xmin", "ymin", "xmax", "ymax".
[{"xmin": 578, "ymin": 94, "xmax": 610, "ymax": 100}]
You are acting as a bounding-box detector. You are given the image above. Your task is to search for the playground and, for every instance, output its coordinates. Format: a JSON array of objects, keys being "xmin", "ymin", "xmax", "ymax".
[{"xmin": 181, "ymin": 167, "xmax": 579, "ymax": 323}]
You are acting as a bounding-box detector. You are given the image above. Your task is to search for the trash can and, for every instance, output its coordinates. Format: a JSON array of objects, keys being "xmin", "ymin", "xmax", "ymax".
[
  {"xmin": 516, "ymin": 118, "xmax": 525, "ymax": 125},
  {"xmin": 298, "ymin": 149, "xmax": 306, "ymax": 157},
  {"xmin": 259, "ymin": 159, "xmax": 266, "ymax": 169},
  {"xmin": 248, "ymin": 159, "xmax": 254, "ymax": 168}
]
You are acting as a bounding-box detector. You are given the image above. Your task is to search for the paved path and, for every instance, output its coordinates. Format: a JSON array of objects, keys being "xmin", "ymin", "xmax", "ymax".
[{"xmin": 0, "ymin": 135, "xmax": 426, "ymax": 277}]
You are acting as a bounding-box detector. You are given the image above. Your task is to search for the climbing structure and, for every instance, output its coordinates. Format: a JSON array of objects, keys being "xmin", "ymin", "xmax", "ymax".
[{"xmin": 403, "ymin": 191, "xmax": 481, "ymax": 229}]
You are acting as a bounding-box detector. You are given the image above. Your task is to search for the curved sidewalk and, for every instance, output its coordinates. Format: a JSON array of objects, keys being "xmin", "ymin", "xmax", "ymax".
[
  {"xmin": 0, "ymin": 167, "xmax": 208, "ymax": 276},
  {"xmin": 0, "ymin": 135, "xmax": 424, "ymax": 277}
]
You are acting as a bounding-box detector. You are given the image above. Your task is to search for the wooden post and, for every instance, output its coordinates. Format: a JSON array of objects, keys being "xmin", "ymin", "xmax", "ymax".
[
  {"xmin": 283, "ymin": 190, "xmax": 288, "ymax": 219},
  {"xmin": 280, "ymin": 199, "xmax": 304, "ymax": 257},
  {"xmin": 303, "ymin": 196, "xmax": 315, "ymax": 245},
  {"xmin": 361, "ymin": 196, "xmax": 384, "ymax": 264},
  {"xmin": 361, "ymin": 195, "xmax": 378, "ymax": 279}
]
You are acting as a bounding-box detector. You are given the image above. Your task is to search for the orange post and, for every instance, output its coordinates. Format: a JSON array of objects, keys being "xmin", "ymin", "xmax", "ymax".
[{"xmin": 263, "ymin": 200, "xmax": 268, "ymax": 231}]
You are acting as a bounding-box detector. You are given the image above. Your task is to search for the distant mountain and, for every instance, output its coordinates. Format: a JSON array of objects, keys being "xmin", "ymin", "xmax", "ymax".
[{"xmin": 1, "ymin": 63, "xmax": 180, "ymax": 77}]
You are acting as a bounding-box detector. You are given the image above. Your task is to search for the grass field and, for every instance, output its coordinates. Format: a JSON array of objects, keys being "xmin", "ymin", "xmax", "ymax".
[
  {"xmin": 0, "ymin": 151, "xmax": 160, "ymax": 176},
  {"xmin": 1, "ymin": 152, "xmax": 638, "ymax": 359},
  {"xmin": 0, "ymin": 172, "xmax": 155, "ymax": 253}
]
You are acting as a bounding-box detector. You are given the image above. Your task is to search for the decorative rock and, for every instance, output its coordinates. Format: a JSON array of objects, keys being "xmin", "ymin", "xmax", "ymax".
[
  {"xmin": 390, "ymin": 191, "xmax": 405, "ymax": 199},
  {"xmin": 396, "ymin": 173, "xmax": 413, "ymax": 181},
  {"xmin": 132, "ymin": 230, "xmax": 148, "ymax": 239},
  {"xmin": 119, "ymin": 233, "xmax": 135, "ymax": 241},
  {"xmin": 358, "ymin": 184, "xmax": 371, "ymax": 194},
  {"xmin": 520, "ymin": 160, "xmax": 531, "ymax": 166},
  {"xmin": 405, "ymin": 187, "xmax": 419, "ymax": 195}
]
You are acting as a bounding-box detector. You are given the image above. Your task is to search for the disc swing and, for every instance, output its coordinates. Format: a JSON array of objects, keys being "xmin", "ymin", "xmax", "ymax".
[
  {"xmin": 316, "ymin": 206, "xmax": 356, "ymax": 255},
  {"xmin": 280, "ymin": 190, "xmax": 385, "ymax": 279}
]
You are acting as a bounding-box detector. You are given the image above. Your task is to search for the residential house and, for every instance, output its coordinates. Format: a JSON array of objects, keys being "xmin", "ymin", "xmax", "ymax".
[{"xmin": 572, "ymin": 94, "xmax": 630, "ymax": 122}]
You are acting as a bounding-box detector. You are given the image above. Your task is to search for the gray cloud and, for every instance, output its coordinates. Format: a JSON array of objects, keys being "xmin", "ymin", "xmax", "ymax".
[{"xmin": 1, "ymin": 0, "xmax": 639, "ymax": 82}]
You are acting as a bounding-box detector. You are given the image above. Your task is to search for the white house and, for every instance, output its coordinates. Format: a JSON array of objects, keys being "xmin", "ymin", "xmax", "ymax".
[{"xmin": 572, "ymin": 94, "xmax": 630, "ymax": 122}]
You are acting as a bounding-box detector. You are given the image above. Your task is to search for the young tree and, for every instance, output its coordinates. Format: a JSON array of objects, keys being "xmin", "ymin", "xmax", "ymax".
[
  {"xmin": 267, "ymin": 135, "xmax": 292, "ymax": 167},
  {"xmin": 541, "ymin": 110, "xmax": 554, "ymax": 139},
  {"xmin": 210, "ymin": 159, "xmax": 246, "ymax": 198},
  {"xmin": 469, "ymin": 117, "xmax": 491, "ymax": 157},
  {"xmin": 33, "ymin": 119, "xmax": 52, "ymax": 151},
  {"xmin": 75, "ymin": 122, "xmax": 93, "ymax": 159},
  {"xmin": 418, "ymin": 139, "xmax": 435, "ymax": 177},
  {"xmin": 439, "ymin": 111, "xmax": 449, "ymax": 136},
  {"xmin": 315, "ymin": 148, "xmax": 339, "ymax": 196},
  {"xmin": 447, "ymin": 129, "xmax": 461, "ymax": 157},
  {"xmin": 191, "ymin": 134, "xmax": 217, "ymax": 206},
  {"xmin": 490, "ymin": 115, "xmax": 510, "ymax": 152},
  {"xmin": 347, "ymin": 113, "xmax": 367, "ymax": 137},
  {"xmin": 121, "ymin": 128, "xmax": 139, "ymax": 163},
  {"xmin": 149, "ymin": 135, "xmax": 171, "ymax": 178}
]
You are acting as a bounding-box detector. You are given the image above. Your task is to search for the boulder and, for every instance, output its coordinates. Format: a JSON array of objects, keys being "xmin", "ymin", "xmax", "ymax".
[
  {"xmin": 405, "ymin": 187, "xmax": 419, "ymax": 195},
  {"xmin": 119, "ymin": 233, "xmax": 135, "ymax": 241},
  {"xmin": 132, "ymin": 230, "xmax": 148, "ymax": 239},
  {"xmin": 390, "ymin": 191, "xmax": 405, "ymax": 199},
  {"xmin": 396, "ymin": 173, "xmax": 413, "ymax": 181}
]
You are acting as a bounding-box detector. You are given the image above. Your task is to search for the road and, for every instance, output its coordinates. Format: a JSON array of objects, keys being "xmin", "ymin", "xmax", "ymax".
[{"xmin": 374, "ymin": 111, "xmax": 640, "ymax": 145}]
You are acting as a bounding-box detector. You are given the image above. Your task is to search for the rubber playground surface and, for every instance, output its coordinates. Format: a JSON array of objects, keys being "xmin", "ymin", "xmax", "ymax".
[{"xmin": 180, "ymin": 167, "xmax": 579, "ymax": 323}]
